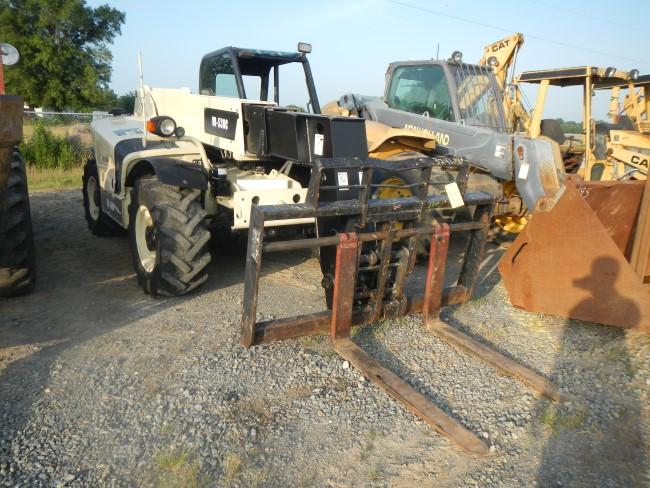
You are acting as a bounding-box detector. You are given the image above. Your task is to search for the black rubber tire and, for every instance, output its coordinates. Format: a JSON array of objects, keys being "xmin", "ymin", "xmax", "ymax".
[
  {"xmin": 489, "ymin": 224, "xmax": 520, "ymax": 246},
  {"xmin": 0, "ymin": 149, "xmax": 36, "ymax": 297},
  {"xmin": 82, "ymin": 159, "xmax": 124, "ymax": 236},
  {"xmin": 128, "ymin": 177, "xmax": 211, "ymax": 296}
]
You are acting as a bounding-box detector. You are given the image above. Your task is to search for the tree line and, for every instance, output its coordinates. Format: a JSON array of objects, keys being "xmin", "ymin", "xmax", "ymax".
[{"xmin": 0, "ymin": 0, "xmax": 127, "ymax": 111}]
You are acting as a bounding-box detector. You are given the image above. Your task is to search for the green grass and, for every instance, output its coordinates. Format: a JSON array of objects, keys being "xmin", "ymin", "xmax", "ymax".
[
  {"xmin": 27, "ymin": 166, "xmax": 83, "ymax": 191},
  {"xmin": 153, "ymin": 447, "xmax": 210, "ymax": 488},
  {"xmin": 222, "ymin": 452, "xmax": 243, "ymax": 483},
  {"xmin": 540, "ymin": 405, "xmax": 587, "ymax": 433},
  {"xmin": 368, "ymin": 465, "xmax": 383, "ymax": 482},
  {"xmin": 20, "ymin": 121, "xmax": 91, "ymax": 170},
  {"xmin": 299, "ymin": 335, "xmax": 327, "ymax": 349},
  {"xmin": 299, "ymin": 334, "xmax": 338, "ymax": 359}
]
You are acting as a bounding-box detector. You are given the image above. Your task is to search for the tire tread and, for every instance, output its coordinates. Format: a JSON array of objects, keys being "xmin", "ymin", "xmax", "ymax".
[
  {"xmin": 129, "ymin": 178, "xmax": 210, "ymax": 296},
  {"xmin": 0, "ymin": 149, "xmax": 36, "ymax": 297}
]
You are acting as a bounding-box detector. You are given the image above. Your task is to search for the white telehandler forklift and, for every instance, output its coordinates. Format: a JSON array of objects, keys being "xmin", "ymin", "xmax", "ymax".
[{"xmin": 83, "ymin": 43, "xmax": 450, "ymax": 296}]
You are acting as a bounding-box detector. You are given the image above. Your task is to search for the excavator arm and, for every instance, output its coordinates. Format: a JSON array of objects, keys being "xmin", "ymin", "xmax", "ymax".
[
  {"xmin": 478, "ymin": 33, "xmax": 524, "ymax": 90},
  {"xmin": 479, "ymin": 33, "xmax": 530, "ymax": 132}
]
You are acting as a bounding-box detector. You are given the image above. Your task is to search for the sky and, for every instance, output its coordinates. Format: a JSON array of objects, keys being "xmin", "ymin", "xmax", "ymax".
[{"xmin": 87, "ymin": 0, "xmax": 650, "ymax": 121}]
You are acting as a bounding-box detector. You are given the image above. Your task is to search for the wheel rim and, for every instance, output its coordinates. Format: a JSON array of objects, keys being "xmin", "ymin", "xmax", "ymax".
[
  {"xmin": 494, "ymin": 214, "xmax": 528, "ymax": 233},
  {"xmin": 376, "ymin": 176, "xmax": 413, "ymax": 200},
  {"xmin": 495, "ymin": 181, "xmax": 528, "ymax": 234},
  {"xmin": 87, "ymin": 175, "xmax": 100, "ymax": 220},
  {"xmin": 135, "ymin": 205, "xmax": 156, "ymax": 272}
]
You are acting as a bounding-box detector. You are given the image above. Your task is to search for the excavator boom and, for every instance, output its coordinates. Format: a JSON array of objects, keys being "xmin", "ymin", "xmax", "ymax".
[
  {"xmin": 478, "ymin": 33, "xmax": 529, "ymax": 132},
  {"xmin": 478, "ymin": 32, "xmax": 524, "ymax": 90}
]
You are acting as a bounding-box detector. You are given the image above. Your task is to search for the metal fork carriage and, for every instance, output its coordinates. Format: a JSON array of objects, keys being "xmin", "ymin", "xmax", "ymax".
[{"xmin": 241, "ymin": 157, "xmax": 568, "ymax": 455}]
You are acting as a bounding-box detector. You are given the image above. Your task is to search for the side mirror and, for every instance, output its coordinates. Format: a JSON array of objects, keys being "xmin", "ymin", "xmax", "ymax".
[{"xmin": 0, "ymin": 43, "xmax": 19, "ymax": 66}]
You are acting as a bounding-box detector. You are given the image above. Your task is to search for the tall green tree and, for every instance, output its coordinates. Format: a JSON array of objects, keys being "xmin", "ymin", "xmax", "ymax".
[
  {"xmin": 116, "ymin": 90, "xmax": 136, "ymax": 113},
  {"xmin": 0, "ymin": 0, "xmax": 125, "ymax": 110}
]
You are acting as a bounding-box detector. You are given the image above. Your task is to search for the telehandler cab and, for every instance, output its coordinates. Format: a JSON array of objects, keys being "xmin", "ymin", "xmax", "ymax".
[{"xmin": 323, "ymin": 44, "xmax": 566, "ymax": 236}]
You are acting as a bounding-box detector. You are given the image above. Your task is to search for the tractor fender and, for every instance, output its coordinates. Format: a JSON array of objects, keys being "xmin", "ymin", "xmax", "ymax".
[
  {"xmin": 144, "ymin": 157, "xmax": 208, "ymax": 190},
  {"xmin": 322, "ymin": 96, "xmax": 438, "ymax": 155}
]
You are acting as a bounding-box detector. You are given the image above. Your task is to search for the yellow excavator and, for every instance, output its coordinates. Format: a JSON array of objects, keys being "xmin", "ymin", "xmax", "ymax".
[{"xmin": 480, "ymin": 37, "xmax": 649, "ymax": 327}]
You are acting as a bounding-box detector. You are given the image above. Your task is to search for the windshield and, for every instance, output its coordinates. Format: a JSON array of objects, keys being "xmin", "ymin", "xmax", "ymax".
[
  {"xmin": 386, "ymin": 65, "xmax": 454, "ymax": 121},
  {"xmin": 386, "ymin": 63, "xmax": 506, "ymax": 131},
  {"xmin": 199, "ymin": 52, "xmax": 316, "ymax": 112},
  {"xmin": 450, "ymin": 64, "xmax": 505, "ymax": 130}
]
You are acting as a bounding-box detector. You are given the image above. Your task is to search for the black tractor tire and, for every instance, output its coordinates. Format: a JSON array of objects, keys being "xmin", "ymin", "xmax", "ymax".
[
  {"xmin": 128, "ymin": 177, "xmax": 211, "ymax": 296},
  {"xmin": 82, "ymin": 159, "xmax": 124, "ymax": 236},
  {"xmin": 0, "ymin": 149, "xmax": 36, "ymax": 297},
  {"xmin": 488, "ymin": 223, "xmax": 521, "ymax": 246}
]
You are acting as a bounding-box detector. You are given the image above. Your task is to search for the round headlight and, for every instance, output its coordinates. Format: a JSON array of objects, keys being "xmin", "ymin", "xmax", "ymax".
[
  {"xmin": 146, "ymin": 116, "xmax": 177, "ymax": 137},
  {"xmin": 630, "ymin": 69, "xmax": 640, "ymax": 81},
  {"xmin": 487, "ymin": 56, "xmax": 499, "ymax": 68},
  {"xmin": 159, "ymin": 117, "xmax": 176, "ymax": 136},
  {"xmin": 451, "ymin": 50, "xmax": 463, "ymax": 63}
]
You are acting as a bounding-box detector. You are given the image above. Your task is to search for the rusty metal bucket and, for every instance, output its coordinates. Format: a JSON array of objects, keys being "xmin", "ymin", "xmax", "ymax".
[{"xmin": 499, "ymin": 179, "xmax": 650, "ymax": 331}]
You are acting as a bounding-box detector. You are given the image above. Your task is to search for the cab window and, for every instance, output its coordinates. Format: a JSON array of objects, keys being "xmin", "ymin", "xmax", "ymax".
[
  {"xmin": 386, "ymin": 65, "xmax": 454, "ymax": 121},
  {"xmin": 200, "ymin": 53, "xmax": 240, "ymax": 98},
  {"xmin": 451, "ymin": 64, "xmax": 505, "ymax": 130}
]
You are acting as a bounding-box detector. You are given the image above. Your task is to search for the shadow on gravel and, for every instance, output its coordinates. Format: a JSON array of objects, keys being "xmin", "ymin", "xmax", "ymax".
[
  {"xmin": 440, "ymin": 311, "xmax": 551, "ymax": 380},
  {"xmin": 535, "ymin": 257, "xmax": 647, "ymax": 487},
  {"xmin": 351, "ymin": 322, "xmax": 461, "ymax": 426},
  {"xmin": 0, "ymin": 190, "xmax": 310, "ymax": 483},
  {"xmin": 472, "ymin": 243, "xmax": 506, "ymax": 300}
]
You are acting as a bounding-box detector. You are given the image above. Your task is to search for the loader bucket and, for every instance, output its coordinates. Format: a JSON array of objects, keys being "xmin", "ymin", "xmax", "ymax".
[{"xmin": 499, "ymin": 179, "xmax": 650, "ymax": 330}]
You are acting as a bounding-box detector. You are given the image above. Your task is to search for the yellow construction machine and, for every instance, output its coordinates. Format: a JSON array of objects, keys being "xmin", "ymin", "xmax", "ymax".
[{"xmin": 517, "ymin": 67, "xmax": 648, "ymax": 181}]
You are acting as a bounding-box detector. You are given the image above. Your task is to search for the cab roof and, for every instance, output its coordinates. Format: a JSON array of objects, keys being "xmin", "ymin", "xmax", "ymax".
[
  {"xmin": 201, "ymin": 47, "xmax": 302, "ymax": 65},
  {"xmin": 200, "ymin": 47, "xmax": 304, "ymax": 77},
  {"xmin": 518, "ymin": 66, "xmax": 647, "ymax": 89}
]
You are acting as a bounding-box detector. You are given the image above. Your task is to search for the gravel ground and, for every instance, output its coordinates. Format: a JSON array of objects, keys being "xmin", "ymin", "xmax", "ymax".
[{"xmin": 0, "ymin": 189, "xmax": 649, "ymax": 487}]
